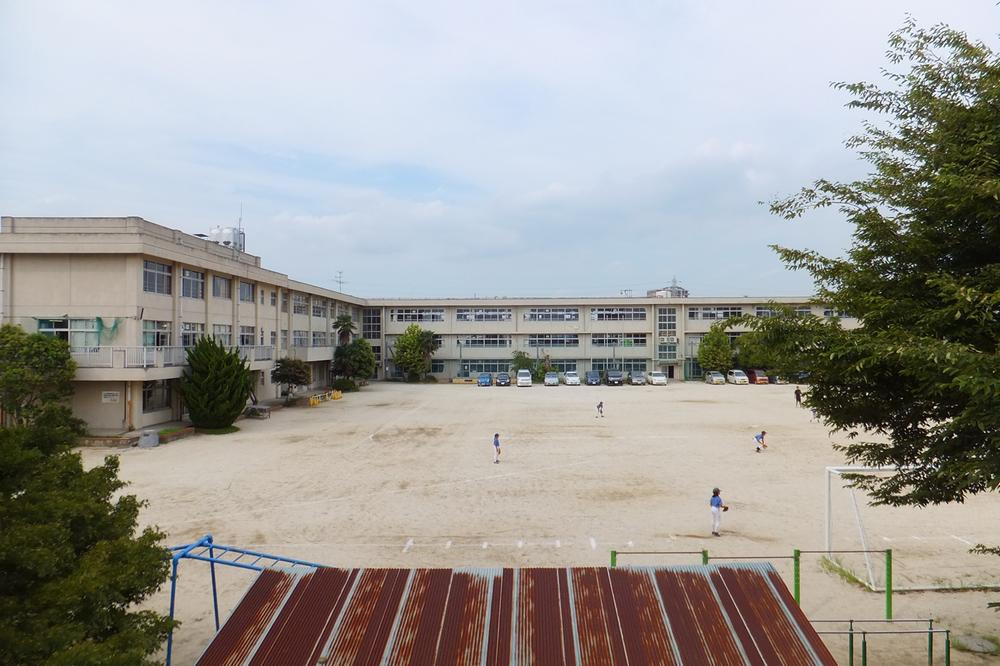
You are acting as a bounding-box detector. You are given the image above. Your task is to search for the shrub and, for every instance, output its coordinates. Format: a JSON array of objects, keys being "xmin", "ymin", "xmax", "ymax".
[{"xmin": 332, "ymin": 378, "xmax": 359, "ymax": 392}]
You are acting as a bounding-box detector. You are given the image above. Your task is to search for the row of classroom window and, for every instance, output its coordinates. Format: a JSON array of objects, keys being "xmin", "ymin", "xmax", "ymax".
[
  {"xmin": 143, "ymin": 260, "xmax": 352, "ymax": 318},
  {"xmin": 414, "ymin": 358, "xmax": 654, "ymax": 374},
  {"xmin": 386, "ymin": 305, "xmax": 848, "ymax": 323},
  {"xmin": 38, "ymin": 318, "xmax": 339, "ymax": 348}
]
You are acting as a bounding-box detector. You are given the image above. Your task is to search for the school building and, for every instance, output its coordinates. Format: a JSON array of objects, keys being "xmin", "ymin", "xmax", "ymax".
[{"xmin": 0, "ymin": 216, "xmax": 854, "ymax": 433}]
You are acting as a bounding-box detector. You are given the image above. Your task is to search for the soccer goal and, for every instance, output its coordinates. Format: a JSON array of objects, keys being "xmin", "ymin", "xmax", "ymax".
[{"xmin": 824, "ymin": 466, "xmax": 1000, "ymax": 592}]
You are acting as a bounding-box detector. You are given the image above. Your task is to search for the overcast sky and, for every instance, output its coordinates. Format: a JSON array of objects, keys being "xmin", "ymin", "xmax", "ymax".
[{"xmin": 2, "ymin": 2, "xmax": 997, "ymax": 298}]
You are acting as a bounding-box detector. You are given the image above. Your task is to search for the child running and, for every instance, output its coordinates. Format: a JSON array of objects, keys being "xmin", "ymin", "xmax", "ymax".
[
  {"xmin": 596, "ymin": 401, "xmax": 604, "ymax": 418},
  {"xmin": 753, "ymin": 430, "xmax": 767, "ymax": 453}
]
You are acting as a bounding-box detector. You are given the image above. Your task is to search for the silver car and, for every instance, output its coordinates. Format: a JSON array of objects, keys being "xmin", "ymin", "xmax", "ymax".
[
  {"xmin": 629, "ymin": 372, "xmax": 646, "ymax": 385},
  {"xmin": 544, "ymin": 371, "xmax": 560, "ymax": 386}
]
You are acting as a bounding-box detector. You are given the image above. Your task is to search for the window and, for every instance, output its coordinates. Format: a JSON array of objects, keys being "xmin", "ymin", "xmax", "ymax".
[
  {"xmin": 38, "ymin": 318, "xmax": 98, "ymax": 346},
  {"xmin": 590, "ymin": 307, "xmax": 646, "ymax": 321},
  {"xmin": 459, "ymin": 334, "xmax": 511, "ymax": 347},
  {"xmin": 688, "ymin": 306, "xmax": 743, "ymax": 320},
  {"xmin": 270, "ymin": 330, "xmax": 277, "ymax": 346},
  {"xmin": 363, "ymin": 308, "xmax": 382, "ymax": 340},
  {"xmin": 181, "ymin": 269, "xmax": 205, "ymax": 299},
  {"xmin": 657, "ymin": 343, "xmax": 679, "ymax": 361},
  {"xmin": 389, "ymin": 308, "xmax": 444, "ymax": 322},
  {"xmin": 239, "ymin": 281, "xmax": 255, "ymax": 303},
  {"xmin": 292, "ymin": 330, "xmax": 309, "ymax": 347},
  {"xmin": 547, "ymin": 359, "xmax": 577, "ymax": 372},
  {"xmin": 463, "ymin": 359, "xmax": 511, "ymax": 373},
  {"xmin": 430, "ymin": 360, "xmax": 445, "ymax": 373},
  {"xmin": 527, "ymin": 334, "xmax": 579, "ymax": 347},
  {"xmin": 281, "ymin": 293, "xmax": 289, "ymax": 313},
  {"xmin": 270, "ymin": 291, "xmax": 277, "ymax": 306},
  {"xmin": 142, "ymin": 320, "xmax": 171, "ymax": 346},
  {"xmin": 181, "ymin": 322, "xmax": 204, "ymax": 347},
  {"xmin": 312, "ymin": 300, "xmax": 328, "ymax": 318},
  {"xmin": 456, "ymin": 308, "xmax": 512, "ymax": 321},
  {"xmin": 591, "ymin": 358, "xmax": 647, "ymax": 372},
  {"xmin": 823, "ymin": 307, "xmax": 851, "ymax": 318},
  {"xmin": 280, "ymin": 330, "xmax": 288, "ymax": 348},
  {"xmin": 755, "ymin": 306, "xmax": 778, "ymax": 318},
  {"xmin": 657, "ymin": 307, "xmax": 677, "ymax": 333},
  {"xmin": 212, "ymin": 276, "xmax": 232, "ymax": 299},
  {"xmin": 592, "ymin": 333, "xmax": 647, "ymax": 347},
  {"xmin": 292, "ymin": 293, "xmax": 309, "ymax": 315},
  {"xmin": 312, "ymin": 331, "xmax": 329, "ymax": 347},
  {"xmin": 212, "ymin": 324, "xmax": 232, "ymax": 346},
  {"xmin": 143, "ymin": 260, "xmax": 172, "ymax": 295},
  {"xmin": 524, "ymin": 308, "xmax": 579, "ymax": 321},
  {"xmin": 142, "ymin": 380, "xmax": 172, "ymax": 413},
  {"xmin": 795, "ymin": 306, "xmax": 813, "ymax": 316},
  {"xmin": 239, "ymin": 326, "xmax": 255, "ymax": 346}
]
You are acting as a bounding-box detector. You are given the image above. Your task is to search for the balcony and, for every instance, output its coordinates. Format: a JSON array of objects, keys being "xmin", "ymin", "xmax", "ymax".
[
  {"xmin": 286, "ymin": 343, "xmax": 335, "ymax": 363},
  {"xmin": 69, "ymin": 346, "xmax": 276, "ymax": 377}
]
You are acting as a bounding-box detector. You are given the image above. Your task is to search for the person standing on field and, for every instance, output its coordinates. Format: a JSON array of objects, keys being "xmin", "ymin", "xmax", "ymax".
[
  {"xmin": 794, "ymin": 386, "xmax": 802, "ymax": 407},
  {"xmin": 493, "ymin": 433, "xmax": 501, "ymax": 464},
  {"xmin": 710, "ymin": 487, "xmax": 728, "ymax": 536},
  {"xmin": 596, "ymin": 401, "xmax": 604, "ymax": 418},
  {"xmin": 753, "ymin": 430, "xmax": 767, "ymax": 453}
]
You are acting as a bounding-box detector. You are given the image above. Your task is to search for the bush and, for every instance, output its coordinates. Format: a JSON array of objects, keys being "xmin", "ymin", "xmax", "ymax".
[
  {"xmin": 421, "ymin": 375, "xmax": 438, "ymax": 383},
  {"xmin": 332, "ymin": 378, "xmax": 359, "ymax": 392}
]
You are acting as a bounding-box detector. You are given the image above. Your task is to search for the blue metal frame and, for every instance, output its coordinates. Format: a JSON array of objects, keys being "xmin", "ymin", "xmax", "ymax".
[{"xmin": 165, "ymin": 534, "xmax": 325, "ymax": 666}]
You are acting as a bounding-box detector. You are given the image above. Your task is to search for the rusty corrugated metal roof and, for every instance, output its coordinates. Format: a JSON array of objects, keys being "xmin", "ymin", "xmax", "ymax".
[{"xmin": 196, "ymin": 563, "xmax": 836, "ymax": 665}]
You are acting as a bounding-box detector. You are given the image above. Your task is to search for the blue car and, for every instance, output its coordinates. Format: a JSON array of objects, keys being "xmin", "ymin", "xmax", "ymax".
[{"xmin": 477, "ymin": 372, "xmax": 493, "ymax": 386}]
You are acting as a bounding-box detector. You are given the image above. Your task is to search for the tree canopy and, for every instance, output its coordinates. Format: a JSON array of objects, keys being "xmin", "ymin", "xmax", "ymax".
[
  {"xmin": 332, "ymin": 338, "xmax": 376, "ymax": 382},
  {"xmin": 333, "ymin": 315, "xmax": 356, "ymax": 346},
  {"xmin": 747, "ymin": 20, "xmax": 1000, "ymax": 507},
  {"xmin": 0, "ymin": 325, "xmax": 79, "ymax": 429},
  {"xmin": 392, "ymin": 324, "xmax": 436, "ymax": 380},
  {"xmin": 697, "ymin": 325, "xmax": 733, "ymax": 373},
  {"xmin": 271, "ymin": 357, "xmax": 311, "ymax": 403},
  {"xmin": 179, "ymin": 337, "xmax": 252, "ymax": 428}
]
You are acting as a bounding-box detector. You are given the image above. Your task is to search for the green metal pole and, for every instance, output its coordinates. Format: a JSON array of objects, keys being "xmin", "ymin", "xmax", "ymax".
[
  {"xmin": 927, "ymin": 619, "xmax": 933, "ymax": 666},
  {"xmin": 702, "ymin": 549, "xmax": 709, "ymax": 565},
  {"xmin": 861, "ymin": 632, "xmax": 867, "ymax": 666},
  {"xmin": 885, "ymin": 549, "xmax": 893, "ymax": 620},
  {"xmin": 610, "ymin": 550, "xmax": 617, "ymax": 568},
  {"xmin": 848, "ymin": 620, "xmax": 854, "ymax": 666},
  {"xmin": 945, "ymin": 630, "xmax": 950, "ymax": 666},
  {"xmin": 793, "ymin": 549, "xmax": 801, "ymax": 605}
]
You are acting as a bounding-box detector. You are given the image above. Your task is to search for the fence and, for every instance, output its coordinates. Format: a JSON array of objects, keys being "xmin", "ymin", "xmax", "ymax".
[{"xmin": 813, "ymin": 620, "xmax": 951, "ymax": 666}]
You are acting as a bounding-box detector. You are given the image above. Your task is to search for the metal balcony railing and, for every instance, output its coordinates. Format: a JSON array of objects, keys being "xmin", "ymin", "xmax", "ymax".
[{"xmin": 69, "ymin": 346, "xmax": 276, "ymax": 369}]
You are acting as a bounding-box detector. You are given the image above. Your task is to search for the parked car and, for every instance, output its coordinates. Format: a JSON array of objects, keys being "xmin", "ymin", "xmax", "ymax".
[
  {"xmin": 629, "ymin": 371, "xmax": 646, "ymax": 385},
  {"xmin": 768, "ymin": 375, "xmax": 789, "ymax": 384},
  {"xmin": 477, "ymin": 372, "xmax": 493, "ymax": 387},
  {"xmin": 585, "ymin": 370, "xmax": 602, "ymax": 385},
  {"xmin": 704, "ymin": 371, "xmax": 726, "ymax": 385},
  {"xmin": 727, "ymin": 369, "xmax": 750, "ymax": 385},
  {"xmin": 564, "ymin": 371, "xmax": 581, "ymax": 385},
  {"xmin": 605, "ymin": 369, "xmax": 624, "ymax": 386},
  {"xmin": 746, "ymin": 369, "xmax": 769, "ymax": 385},
  {"xmin": 647, "ymin": 370, "xmax": 667, "ymax": 385},
  {"xmin": 495, "ymin": 372, "xmax": 511, "ymax": 386},
  {"xmin": 516, "ymin": 369, "xmax": 533, "ymax": 387},
  {"xmin": 544, "ymin": 371, "xmax": 560, "ymax": 386}
]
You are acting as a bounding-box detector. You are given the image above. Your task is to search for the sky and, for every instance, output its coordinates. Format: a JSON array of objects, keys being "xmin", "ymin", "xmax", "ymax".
[{"xmin": 1, "ymin": 1, "xmax": 998, "ymax": 299}]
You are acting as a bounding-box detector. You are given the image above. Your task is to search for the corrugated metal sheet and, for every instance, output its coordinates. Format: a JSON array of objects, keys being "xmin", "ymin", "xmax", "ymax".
[{"xmin": 196, "ymin": 563, "xmax": 836, "ymax": 665}]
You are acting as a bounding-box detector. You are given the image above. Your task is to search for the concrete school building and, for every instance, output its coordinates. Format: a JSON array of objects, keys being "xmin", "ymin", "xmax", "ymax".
[{"xmin": 0, "ymin": 216, "xmax": 851, "ymax": 434}]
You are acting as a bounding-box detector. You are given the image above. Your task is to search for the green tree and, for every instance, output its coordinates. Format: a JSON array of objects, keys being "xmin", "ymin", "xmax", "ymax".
[
  {"xmin": 510, "ymin": 350, "xmax": 533, "ymax": 373},
  {"xmin": 0, "ymin": 324, "xmax": 80, "ymax": 429},
  {"xmin": 749, "ymin": 20, "xmax": 1000, "ymax": 507},
  {"xmin": 333, "ymin": 314, "xmax": 356, "ymax": 346},
  {"xmin": 332, "ymin": 338, "xmax": 376, "ymax": 382},
  {"xmin": 697, "ymin": 325, "xmax": 733, "ymax": 372},
  {"xmin": 271, "ymin": 357, "xmax": 311, "ymax": 404},
  {"xmin": 392, "ymin": 324, "xmax": 434, "ymax": 380},
  {"xmin": 179, "ymin": 337, "xmax": 252, "ymax": 428}
]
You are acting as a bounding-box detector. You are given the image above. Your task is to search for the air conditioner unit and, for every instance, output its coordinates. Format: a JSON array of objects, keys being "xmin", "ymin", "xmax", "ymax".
[{"xmin": 659, "ymin": 336, "xmax": 678, "ymax": 344}]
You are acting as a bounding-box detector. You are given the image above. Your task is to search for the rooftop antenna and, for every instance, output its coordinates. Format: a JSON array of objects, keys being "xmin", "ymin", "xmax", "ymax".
[{"xmin": 334, "ymin": 271, "xmax": 348, "ymax": 292}]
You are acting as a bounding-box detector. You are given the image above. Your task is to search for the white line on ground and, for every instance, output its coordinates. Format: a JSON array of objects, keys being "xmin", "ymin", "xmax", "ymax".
[
  {"xmin": 627, "ymin": 540, "xmax": 634, "ymax": 547},
  {"xmin": 402, "ymin": 538, "xmax": 413, "ymax": 553},
  {"xmin": 912, "ymin": 536, "xmax": 924, "ymax": 541},
  {"xmin": 589, "ymin": 537, "xmax": 597, "ymax": 550},
  {"xmin": 445, "ymin": 540, "xmax": 452, "ymax": 549},
  {"xmin": 481, "ymin": 541, "xmax": 488, "ymax": 549},
  {"xmin": 883, "ymin": 537, "xmax": 893, "ymax": 542},
  {"xmin": 952, "ymin": 535, "xmax": 973, "ymax": 546}
]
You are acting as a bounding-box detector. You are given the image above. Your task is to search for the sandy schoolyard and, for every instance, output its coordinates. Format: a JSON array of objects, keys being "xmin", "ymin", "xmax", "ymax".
[{"xmin": 80, "ymin": 381, "xmax": 1000, "ymax": 664}]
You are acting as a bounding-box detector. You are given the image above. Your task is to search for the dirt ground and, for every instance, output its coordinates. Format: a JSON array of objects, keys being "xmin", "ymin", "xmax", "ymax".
[{"xmin": 80, "ymin": 381, "xmax": 1000, "ymax": 665}]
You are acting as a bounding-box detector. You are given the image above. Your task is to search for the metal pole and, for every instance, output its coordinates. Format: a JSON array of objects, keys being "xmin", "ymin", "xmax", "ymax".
[
  {"xmin": 793, "ymin": 549, "xmax": 801, "ymax": 604},
  {"xmin": 945, "ymin": 630, "xmax": 950, "ymax": 666},
  {"xmin": 848, "ymin": 620, "xmax": 854, "ymax": 666},
  {"xmin": 208, "ymin": 535, "xmax": 220, "ymax": 631},
  {"xmin": 166, "ymin": 557, "xmax": 179, "ymax": 666},
  {"xmin": 861, "ymin": 632, "xmax": 867, "ymax": 666},
  {"xmin": 702, "ymin": 549, "xmax": 709, "ymax": 565},
  {"xmin": 927, "ymin": 619, "xmax": 933, "ymax": 666},
  {"xmin": 610, "ymin": 550, "xmax": 617, "ymax": 568},
  {"xmin": 825, "ymin": 468, "xmax": 832, "ymax": 555},
  {"xmin": 885, "ymin": 549, "xmax": 893, "ymax": 620}
]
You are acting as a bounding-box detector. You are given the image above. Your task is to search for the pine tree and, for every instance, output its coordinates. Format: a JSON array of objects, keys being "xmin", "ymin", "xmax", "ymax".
[{"xmin": 179, "ymin": 337, "xmax": 252, "ymax": 429}]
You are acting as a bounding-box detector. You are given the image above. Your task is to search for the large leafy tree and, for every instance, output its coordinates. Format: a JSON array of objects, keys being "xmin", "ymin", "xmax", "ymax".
[
  {"xmin": 333, "ymin": 339, "xmax": 376, "ymax": 382},
  {"xmin": 392, "ymin": 324, "xmax": 435, "ymax": 380},
  {"xmin": 0, "ymin": 324, "xmax": 79, "ymax": 428},
  {"xmin": 697, "ymin": 325, "xmax": 733, "ymax": 373},
  {"xmin": 746, "ymin": 20, "xmax": 1000, "ymax": 507},
  {"xmin": 179, "ymin": 337, "xmax": 252, "ymax": 428},
  {"xmin": 271, "ymin": 357, "xmax": 311, "ymax": 404},
  {"xmin": 510, "ymin": 350, "xmax": 532, "ymax": 373}
]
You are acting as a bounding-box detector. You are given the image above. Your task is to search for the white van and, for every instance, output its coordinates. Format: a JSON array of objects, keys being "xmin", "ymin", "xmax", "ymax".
[{"xmin": 516, "ymin": 369, "xmax": 532, "ymax": 387}]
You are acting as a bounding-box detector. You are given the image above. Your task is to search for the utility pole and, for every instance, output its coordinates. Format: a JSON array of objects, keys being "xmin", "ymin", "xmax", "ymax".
[{"xmin": 334, "ymin": 271, "xmax": 347, "ymax": 292}]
